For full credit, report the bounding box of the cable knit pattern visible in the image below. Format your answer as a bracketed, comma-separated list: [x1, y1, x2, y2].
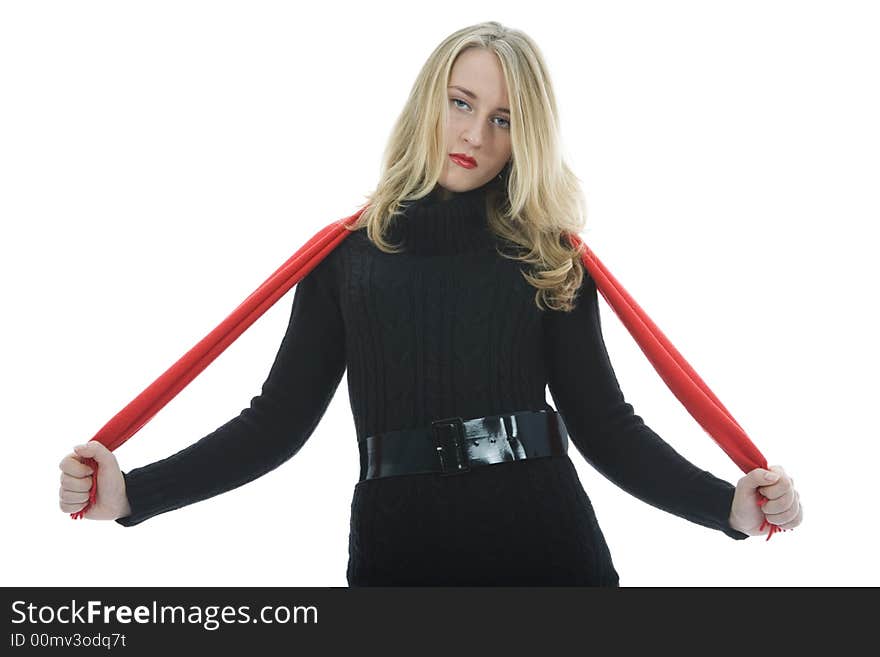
[115, 177, 747, 586]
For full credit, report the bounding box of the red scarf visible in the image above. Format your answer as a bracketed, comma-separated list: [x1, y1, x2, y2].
[73, 205, 782, 540]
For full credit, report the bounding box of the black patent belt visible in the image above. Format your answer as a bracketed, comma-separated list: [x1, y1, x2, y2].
[358, 409, 569, 481]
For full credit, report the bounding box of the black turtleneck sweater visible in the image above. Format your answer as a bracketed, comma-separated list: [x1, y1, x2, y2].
[115, 181, 749, 541]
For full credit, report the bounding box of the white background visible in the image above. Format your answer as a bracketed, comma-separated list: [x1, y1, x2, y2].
[3, 0, 877, 587]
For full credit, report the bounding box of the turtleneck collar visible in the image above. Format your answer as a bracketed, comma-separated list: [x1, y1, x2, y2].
[386, 180, 498, 256]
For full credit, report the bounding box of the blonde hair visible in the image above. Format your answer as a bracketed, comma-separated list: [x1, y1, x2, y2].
[346, 20, 589, 312]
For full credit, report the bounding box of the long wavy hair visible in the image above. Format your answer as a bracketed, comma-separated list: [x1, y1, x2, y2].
[346, 20, 589, 312]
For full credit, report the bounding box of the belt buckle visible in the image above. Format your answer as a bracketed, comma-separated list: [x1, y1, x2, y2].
[431, 416, 469, 476]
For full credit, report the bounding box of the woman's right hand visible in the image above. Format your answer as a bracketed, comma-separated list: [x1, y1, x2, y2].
[59, 441, 130, 521]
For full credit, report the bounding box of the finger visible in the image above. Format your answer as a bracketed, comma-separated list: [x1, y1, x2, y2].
[73, 441, 112, 465]
[60, 454, 94, 478]
[758, 481, 785, 499]
[764, 495, 800, 526]
[765, 465, 794, 491]
[758, 475, 794, 500]
[59, 487, 91, 504]
[761, 488, 795, 515]
[60, 499, 88, 513]
[59, 467, 94, 485]
[777, 502, 803, 530]
[61, 473, 93, 493]
[749, 468, 780, 488]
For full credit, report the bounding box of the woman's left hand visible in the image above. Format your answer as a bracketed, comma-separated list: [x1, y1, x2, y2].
[729, 465, 803, 537]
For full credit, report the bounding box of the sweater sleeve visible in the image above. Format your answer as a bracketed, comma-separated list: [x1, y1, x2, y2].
[115, 257, 346, 527]
[543, 266, 749, 540]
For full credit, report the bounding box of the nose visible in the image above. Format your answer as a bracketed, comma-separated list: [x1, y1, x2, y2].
[461, 117, 488, 148]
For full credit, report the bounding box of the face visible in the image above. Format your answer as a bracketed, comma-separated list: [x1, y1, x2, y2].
[439, 47, 513, 193]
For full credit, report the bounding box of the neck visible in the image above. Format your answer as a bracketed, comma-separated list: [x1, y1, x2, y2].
[435, 187, 453, 202]
[387, 182, 497, 256]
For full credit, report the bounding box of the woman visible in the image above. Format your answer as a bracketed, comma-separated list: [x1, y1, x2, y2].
[58, 21, 802, 586]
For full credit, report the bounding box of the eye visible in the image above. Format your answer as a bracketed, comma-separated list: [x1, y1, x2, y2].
[450, 98, 511, 130]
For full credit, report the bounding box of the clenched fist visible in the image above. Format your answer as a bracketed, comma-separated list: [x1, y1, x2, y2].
[58, 441, 130, 521]
[729, 465, 803, 537]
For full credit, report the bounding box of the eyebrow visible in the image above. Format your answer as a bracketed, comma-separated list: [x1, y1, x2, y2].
[447, 85, 510, 115]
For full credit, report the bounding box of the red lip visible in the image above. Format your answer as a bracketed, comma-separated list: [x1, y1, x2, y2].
[449, 153, 477, 169]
